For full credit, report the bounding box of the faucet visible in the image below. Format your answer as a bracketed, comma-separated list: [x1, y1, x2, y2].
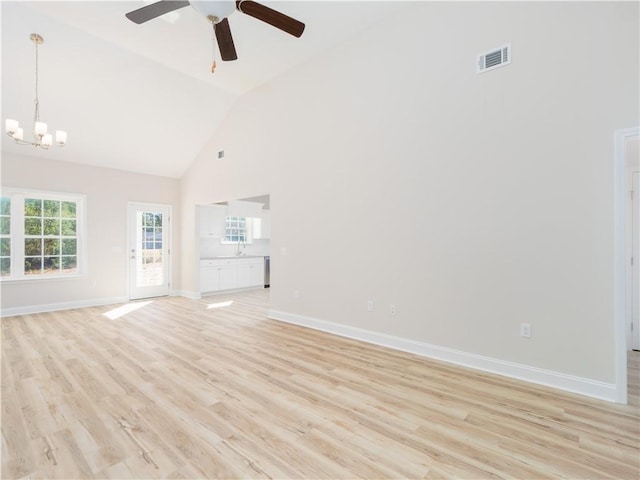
[236, 240, 245, 256]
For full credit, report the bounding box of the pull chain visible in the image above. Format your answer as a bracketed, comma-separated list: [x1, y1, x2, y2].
[211, 22, 217, 74]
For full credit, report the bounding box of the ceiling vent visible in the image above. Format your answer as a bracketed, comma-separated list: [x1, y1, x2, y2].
[477, 44, 511, 73]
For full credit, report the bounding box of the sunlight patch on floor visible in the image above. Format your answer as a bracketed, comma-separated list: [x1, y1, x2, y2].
[207, 300, 233, 309]
[103, 301, 153, 320]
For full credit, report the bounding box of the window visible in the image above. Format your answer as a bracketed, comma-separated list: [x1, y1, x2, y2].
[223, 216, 248, 244]
[1, 189, 85, 280]
[0, 197, 10, 276]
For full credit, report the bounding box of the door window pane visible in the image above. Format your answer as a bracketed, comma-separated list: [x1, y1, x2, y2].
[136, 211, 164, 287]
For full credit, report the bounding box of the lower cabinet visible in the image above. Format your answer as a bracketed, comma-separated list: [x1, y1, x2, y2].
[237, 262, 264, 289]
[200, 265, 220, 292]
[219, 264, 237, 291]
[200, 257, 264, 293]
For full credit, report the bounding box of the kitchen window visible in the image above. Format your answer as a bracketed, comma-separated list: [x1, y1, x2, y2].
[0, 189, 86, 280]
[222, 216, 248, 244]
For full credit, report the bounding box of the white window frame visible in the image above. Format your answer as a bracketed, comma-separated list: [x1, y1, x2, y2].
[221, 215, 254, 244]
[0, 188, 87, 282]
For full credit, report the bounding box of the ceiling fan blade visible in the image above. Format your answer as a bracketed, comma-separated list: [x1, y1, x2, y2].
[125, 0, 190, 24]
[236, 1, 305, 38]
[215, 18, 238, 61]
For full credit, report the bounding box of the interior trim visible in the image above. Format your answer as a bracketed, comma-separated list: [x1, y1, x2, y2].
[613, 126, 640, 403]
[268, 309, 618, 403]
[1, 296, 128, 317]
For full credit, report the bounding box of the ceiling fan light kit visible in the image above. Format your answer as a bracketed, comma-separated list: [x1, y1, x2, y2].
[125, 0, 305, 70]
[5, 33, 67, 149]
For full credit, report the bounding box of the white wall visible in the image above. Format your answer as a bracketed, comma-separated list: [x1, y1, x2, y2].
[1, 153, 181, 314]
[180, 1, 639, 395]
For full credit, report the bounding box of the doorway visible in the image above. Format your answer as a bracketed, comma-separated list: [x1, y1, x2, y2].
[615, 127, 639, 403]
[630, 169, 639, 350]
[128, 202, 171, 300]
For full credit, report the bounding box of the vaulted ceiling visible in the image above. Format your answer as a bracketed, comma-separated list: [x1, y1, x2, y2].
[1, 1, 411, 178]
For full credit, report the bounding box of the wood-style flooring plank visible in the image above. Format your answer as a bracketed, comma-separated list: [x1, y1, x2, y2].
[2, 289, 639, 479]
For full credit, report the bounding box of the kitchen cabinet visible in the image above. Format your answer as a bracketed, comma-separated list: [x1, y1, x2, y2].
[249, 261, 264, 286]
[200, 263, 220, 292]
[260, 210, 270, 239]
[199, 204, 227, 238]
[253, 210, 270, 240]
[236, 258, 264, 289]
[219, 264, 237, 290]
[200, 257, 264, 293]
[237, 263, 251, 288]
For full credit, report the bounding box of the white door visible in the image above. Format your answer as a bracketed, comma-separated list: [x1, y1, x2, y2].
[632, 172, 639, 350]
[128, 203, 171, 300]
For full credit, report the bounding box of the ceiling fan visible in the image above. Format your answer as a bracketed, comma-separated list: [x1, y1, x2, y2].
[125, 1, 305, 63]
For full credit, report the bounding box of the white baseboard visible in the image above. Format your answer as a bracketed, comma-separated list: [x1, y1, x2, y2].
[1, 296, 129, 317]
[268, 309, 619, 403]
[200, 286, 265, 297]
[172, 289, 201, 299]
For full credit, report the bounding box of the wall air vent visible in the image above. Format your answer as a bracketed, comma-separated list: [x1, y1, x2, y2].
[477, 44, 511, 73]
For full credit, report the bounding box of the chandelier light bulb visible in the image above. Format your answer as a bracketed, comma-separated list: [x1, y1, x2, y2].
[5, 119, 19, 134]
[34, 121, 47, 136]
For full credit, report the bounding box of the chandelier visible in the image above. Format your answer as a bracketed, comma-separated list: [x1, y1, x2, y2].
[5, 33, 67, 149]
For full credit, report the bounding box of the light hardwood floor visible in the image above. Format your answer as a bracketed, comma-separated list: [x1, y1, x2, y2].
[2, 289, 639, 479]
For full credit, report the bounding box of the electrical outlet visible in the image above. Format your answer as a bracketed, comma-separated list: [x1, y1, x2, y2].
[293, 289, 300, 299]
[520, 323, 531, 338]
[367, 300, 374, 312]
[390, 304, 397, 315]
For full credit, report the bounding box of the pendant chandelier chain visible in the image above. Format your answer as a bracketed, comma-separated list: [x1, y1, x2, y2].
[33, 37, 40, 126]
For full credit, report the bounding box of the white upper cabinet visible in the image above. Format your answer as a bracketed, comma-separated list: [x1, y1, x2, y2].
[253, 210, 270, 240]
[261, 210, 271, 239]
[198, 204, 227, 238]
